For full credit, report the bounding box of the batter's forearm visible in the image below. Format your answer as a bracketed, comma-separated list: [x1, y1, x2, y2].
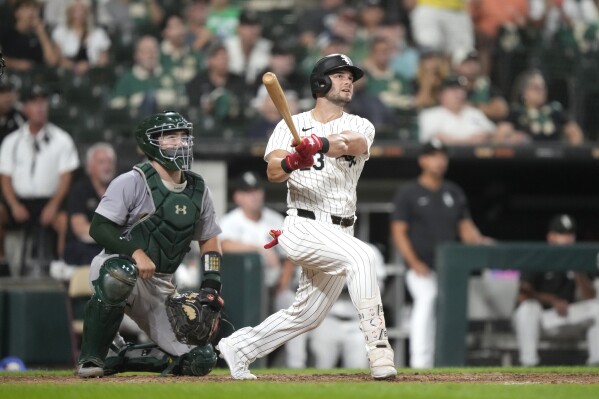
[267, 157, 291, 183]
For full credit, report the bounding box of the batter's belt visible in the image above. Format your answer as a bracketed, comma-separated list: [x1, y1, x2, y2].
[296, 209, 355, 227]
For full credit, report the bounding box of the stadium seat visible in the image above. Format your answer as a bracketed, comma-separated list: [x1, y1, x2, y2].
[66, 266, 92, 365]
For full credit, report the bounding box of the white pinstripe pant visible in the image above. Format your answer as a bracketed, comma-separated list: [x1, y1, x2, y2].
[226, 215, 388, 364]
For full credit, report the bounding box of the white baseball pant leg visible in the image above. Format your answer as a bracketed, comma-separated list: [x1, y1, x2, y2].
[405, 270, 437, 369]
[512, 299, 542, 366]
[514, 298, 599, 366]
[226, 216, 387, 364]
[274, 288, 308, 368]
[541, 299, 599, 365]
[309, 316, 368, 369]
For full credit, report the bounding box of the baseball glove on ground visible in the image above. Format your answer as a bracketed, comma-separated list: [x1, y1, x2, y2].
[165, 289, 223, 346]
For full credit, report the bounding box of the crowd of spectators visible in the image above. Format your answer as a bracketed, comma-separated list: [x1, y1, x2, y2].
[2, 0, 599, 146]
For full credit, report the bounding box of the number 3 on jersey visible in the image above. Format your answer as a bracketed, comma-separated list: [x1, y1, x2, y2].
[300, 153, 325, 171]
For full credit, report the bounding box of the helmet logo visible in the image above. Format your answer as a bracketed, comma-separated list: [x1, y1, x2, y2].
[340, 54, 352, 66]
[175, 205, 187, 215]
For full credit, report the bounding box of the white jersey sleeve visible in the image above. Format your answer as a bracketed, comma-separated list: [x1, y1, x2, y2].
[264, 111, 375, 216]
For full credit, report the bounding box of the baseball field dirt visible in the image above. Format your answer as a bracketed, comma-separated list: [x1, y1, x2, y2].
[2, 370, 599, 384]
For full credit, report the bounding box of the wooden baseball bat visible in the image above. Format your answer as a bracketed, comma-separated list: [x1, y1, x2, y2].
[262, 72, 302, 145]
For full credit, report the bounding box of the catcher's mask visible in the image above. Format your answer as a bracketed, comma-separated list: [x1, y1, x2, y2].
[309, 53, 364, 99]
[0, 51, 5, 78]
[135, 111, 193, 171]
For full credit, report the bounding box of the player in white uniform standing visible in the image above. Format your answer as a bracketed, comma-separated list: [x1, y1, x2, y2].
[217, 53, 397, 380]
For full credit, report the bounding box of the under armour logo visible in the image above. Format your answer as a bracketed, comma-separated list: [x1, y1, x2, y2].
[340, 54, 352, 65]
[175, 205, 187, 215]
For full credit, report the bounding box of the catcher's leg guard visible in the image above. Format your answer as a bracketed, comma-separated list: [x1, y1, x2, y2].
[103, 343, 216, 377]
[78, 257, 137, 373]
[103, 343, 171, 375]
[175, 344, 217, 376]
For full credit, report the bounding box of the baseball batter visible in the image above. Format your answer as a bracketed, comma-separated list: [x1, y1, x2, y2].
[217, 54, 397, 380]
[77, 111, 225, 378]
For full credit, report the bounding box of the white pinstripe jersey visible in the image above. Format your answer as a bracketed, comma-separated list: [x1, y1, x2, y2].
[264, 110, 375, 216]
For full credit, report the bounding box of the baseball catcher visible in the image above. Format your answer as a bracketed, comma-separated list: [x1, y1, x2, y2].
[77, 111, 226, 378]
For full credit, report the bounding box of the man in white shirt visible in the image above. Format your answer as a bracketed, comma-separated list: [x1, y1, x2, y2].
[419, 75, 522, 145]
[0, 85, 80, 275]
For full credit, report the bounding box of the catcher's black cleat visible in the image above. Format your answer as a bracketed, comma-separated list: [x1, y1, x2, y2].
[77, 361, 104, 378]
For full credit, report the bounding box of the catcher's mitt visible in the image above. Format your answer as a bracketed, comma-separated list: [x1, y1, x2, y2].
[165, 288, 224, 346]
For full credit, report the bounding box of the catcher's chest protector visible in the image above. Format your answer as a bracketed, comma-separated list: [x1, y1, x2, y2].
[126, 162, 205, 273]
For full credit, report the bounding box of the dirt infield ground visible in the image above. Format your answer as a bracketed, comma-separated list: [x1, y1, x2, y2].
[2, 372, 599, 384]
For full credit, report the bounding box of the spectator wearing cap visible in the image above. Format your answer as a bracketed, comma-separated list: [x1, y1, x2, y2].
[0, 85, 79, 276]
[0, 0, 60, 72]
[224, 9, 272, 85]
[452, 49, 509, 122]
[185, 42, 247, 128]
[390, 139, 493, 368]
[419, 74, 525, 145]
[218, 171, 305, 368]
[512, 214, 599, 367]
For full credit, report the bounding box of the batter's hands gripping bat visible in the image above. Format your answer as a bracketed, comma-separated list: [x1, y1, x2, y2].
[262, 72, 301, 145]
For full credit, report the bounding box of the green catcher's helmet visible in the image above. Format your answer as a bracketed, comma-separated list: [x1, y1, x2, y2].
[135, 111, 194, 171]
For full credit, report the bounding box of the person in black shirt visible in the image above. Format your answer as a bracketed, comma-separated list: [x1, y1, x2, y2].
[390, 139, 492, 369]
[0, 77, 25, 145]
[0, 0, 59, 72]
[0, 76, 25, 274]
[512, 214, 599, 366]
[63, 143, 116, 266]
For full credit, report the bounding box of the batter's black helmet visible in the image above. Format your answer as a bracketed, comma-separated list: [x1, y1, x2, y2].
[309, 53, 364, 99]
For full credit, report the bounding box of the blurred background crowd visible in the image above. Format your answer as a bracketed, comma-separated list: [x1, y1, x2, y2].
[3, 0, 599, 146]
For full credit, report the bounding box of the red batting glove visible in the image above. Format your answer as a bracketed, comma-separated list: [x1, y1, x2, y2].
[264, 229, 282, 249]
[283, 152, 314, 172]
[294, 134, 324, 158]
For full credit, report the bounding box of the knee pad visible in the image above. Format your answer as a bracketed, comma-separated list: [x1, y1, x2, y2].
[94, 256, 138, 306]
[177, 344, 217, 376]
